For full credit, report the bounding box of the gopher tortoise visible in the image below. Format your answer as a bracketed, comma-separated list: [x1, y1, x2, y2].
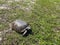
[11, 20, 31, 36]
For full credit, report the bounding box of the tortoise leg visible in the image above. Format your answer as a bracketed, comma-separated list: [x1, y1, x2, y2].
[22, 30, 27, 36]
[21, 29, 26, 32]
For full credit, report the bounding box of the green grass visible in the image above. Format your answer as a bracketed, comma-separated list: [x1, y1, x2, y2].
[0, 0, 60, 45]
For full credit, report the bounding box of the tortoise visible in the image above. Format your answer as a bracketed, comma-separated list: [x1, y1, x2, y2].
[11, 20, 31, 36]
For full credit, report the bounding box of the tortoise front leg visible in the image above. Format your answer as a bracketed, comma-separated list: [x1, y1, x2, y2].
[22, 30, 27, 36]
[21, 29, 26, 32]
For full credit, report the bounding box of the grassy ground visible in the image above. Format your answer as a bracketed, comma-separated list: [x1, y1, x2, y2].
[0, 0, 60, 45]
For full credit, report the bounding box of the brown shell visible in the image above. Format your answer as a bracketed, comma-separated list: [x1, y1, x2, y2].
[11, 20, 29, 32]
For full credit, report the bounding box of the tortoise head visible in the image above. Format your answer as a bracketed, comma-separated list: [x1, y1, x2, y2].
[25, 26, 31, 30]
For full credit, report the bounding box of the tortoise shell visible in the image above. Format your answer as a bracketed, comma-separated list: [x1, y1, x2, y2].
[11, 20, 29, 32]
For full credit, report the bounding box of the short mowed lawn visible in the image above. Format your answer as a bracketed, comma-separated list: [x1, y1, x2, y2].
[0, 0, 60, 45]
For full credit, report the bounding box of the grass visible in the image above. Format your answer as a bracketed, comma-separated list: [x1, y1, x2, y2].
[0, 0, 60, 45]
